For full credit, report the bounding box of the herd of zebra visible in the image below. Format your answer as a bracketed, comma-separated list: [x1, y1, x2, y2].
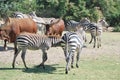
[1, 11, 109, 74]
[12, 11, 109, 48]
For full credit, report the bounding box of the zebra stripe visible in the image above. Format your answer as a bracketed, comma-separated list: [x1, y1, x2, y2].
[61, 28, 85, 74]
[66, 18, 90, 31]
[12, 33, 62, 69]
[85, 18, 109, 48]
[13, 12, 29, 18]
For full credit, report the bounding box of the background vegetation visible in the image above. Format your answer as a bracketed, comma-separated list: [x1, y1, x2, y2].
[0, 0, 120, 31]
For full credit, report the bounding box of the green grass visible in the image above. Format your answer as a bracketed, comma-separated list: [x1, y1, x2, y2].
[0, 57, 120, 80]
[0, 32, 120, 80]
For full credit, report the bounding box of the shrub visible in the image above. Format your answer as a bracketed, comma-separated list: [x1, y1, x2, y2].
[113, 26, 120, 32]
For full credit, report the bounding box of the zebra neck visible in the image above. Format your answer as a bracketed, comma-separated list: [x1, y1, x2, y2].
[50, 37, 61, 47]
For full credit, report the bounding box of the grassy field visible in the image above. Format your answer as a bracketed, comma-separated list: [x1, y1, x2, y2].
[0, 32, 120, 80]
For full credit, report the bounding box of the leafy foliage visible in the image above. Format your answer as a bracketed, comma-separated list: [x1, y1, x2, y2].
[0, 0, 119, 29]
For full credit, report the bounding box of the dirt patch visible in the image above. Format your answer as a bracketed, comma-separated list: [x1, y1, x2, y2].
[0, 32, 120, 68]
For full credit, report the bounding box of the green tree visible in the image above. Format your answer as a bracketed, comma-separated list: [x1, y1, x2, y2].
[0, 0, 119, 29]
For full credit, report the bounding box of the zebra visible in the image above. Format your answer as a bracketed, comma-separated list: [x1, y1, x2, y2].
[13, 12, 30, 18]
[29, 11, 37, 18]
[60, 28, 85, 74]
[65, 18, 89, 43]
[65, 18, 90, 31]
[12, 32, 62, 69]
[85, 18, 109, 48]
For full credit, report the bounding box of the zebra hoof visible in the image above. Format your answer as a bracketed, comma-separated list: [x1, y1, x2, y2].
[12, 66, 15, 69]
[65, 70, 68, 74]
[25, 67, 29, 69]
[36, 64, 45, 69]
[71, 65, 74, 68]
[43, 66, 45, 69]
[76, 64, 79, 68]
[89, 42, 92, 44]
[12, 63, 15, 69]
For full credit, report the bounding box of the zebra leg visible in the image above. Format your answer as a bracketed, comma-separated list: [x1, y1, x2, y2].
[65, 55, 70, 74]
[21, 48, 28, 69]
[97, 36, 101, 48]
[85, 35, 87, 42]
[76, 48, 82, 68]
[12, 48, 21, 69]
[99, 37, 101, 47]
[65, 51, 73, 74]
[93, 36, 96, 48]
[39, 50, 48, 69]
[89, 34, 93, 44]
[63, 47, 67, 62]
[99, 36, 102, 48]
[71, 53, 74, 68]
[97, 37, 99, 48]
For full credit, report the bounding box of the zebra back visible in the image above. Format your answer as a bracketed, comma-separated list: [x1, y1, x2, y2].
[66, 18, 90, 31]
[61, 31, 84, 51]
[13, 12, 30, 18]
[16, 33, 62, 50]
[66, 20, 81, 31]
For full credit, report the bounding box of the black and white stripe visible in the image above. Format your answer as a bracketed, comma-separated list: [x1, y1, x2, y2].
[85, 19, 109, 48]
[66, 18, 90, 31]
[61, 28, 85, 74]
[12, 33, 62, 69]
[13, 12, 30, 18]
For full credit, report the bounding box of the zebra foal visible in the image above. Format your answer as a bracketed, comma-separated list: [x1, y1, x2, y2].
[61, 28, 85, 74]
[12, 32, 62, 69]
[86, 18, 109, 48]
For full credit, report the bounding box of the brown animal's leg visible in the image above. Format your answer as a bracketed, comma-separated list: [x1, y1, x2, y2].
[12, 48, 21, 69]
[21, 48, 28, 69]
[4, 39, 7, 50]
